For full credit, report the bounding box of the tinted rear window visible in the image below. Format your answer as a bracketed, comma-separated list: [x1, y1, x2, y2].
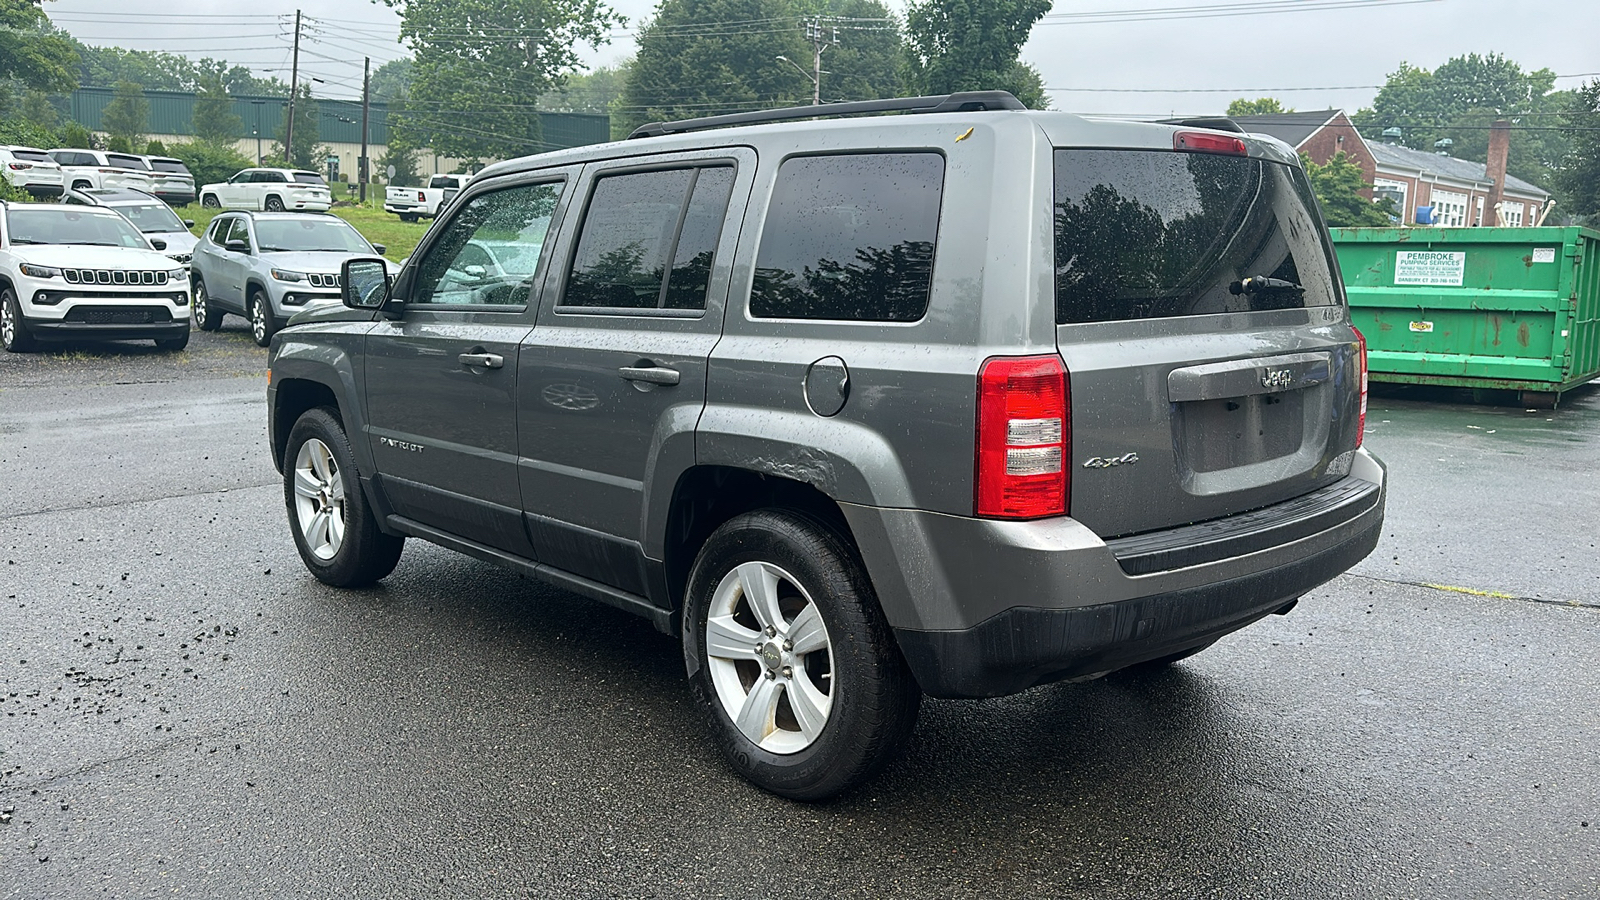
[1053, 149, 1338, 324]
[107, 154, 149, 170]
[428, 175, 458, 189]
[12, 150, 49, 163]
[751, 152, 944, 322]
[150, 159, 190, 174]
[293, 172, 326, 185]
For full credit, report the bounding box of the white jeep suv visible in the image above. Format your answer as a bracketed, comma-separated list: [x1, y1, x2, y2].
[0, 202, 191, 352]
[0, 146, 64, 197]
[47, 149, 156, 193]
[198, 168, 332, 212]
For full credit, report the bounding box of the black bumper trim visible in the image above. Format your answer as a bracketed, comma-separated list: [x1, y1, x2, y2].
[893, 510, 1381, 698]
[25, 320, 190, 341]
[1106, 477, 1381, 575]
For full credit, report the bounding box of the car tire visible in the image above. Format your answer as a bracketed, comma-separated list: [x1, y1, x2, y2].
[200, 194, 220, 208]
[682, 509, 921, 800]
[192, 278, 223, 331]
[265, 195, 285, 211]
[248, 291, 277, 347]
[72, 180, 91, 192]
[154, 328, 190, 351]
[2, 288, 39, 353]
[400, 213, 418, 223]
[283, 406, 404, 587]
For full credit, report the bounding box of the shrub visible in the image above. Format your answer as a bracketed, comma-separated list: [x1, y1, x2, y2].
[169, 139, 254, 189]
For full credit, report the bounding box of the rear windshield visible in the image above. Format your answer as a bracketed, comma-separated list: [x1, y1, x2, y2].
[293, 172, 327, 185]
[428, 175, 459, 189]
[12, 150, 49, 163]
[1053, 149, 1339, 324]
[150, 159, 190, 174]
[107, 154, 150, 170]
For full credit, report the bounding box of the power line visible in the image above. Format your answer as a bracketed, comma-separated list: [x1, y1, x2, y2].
[1037, 0, 1444, 24]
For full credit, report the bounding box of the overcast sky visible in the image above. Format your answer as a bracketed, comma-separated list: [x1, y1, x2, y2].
[46, 0, 1600, 118]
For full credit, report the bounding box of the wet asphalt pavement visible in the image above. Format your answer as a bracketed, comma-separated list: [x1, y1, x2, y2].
[1, 329, 1597, 899]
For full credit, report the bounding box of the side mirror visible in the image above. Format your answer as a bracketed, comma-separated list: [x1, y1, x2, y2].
[372, 243, 386, 255]
[150, 238, 168, 251]
[463, 264, 486, 279]
[183, 219, 195, 228]
[342, 257, 393, 312]
[225, 239, 250, 254]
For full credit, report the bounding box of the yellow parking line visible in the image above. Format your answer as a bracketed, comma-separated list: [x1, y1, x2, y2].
[1421, 583, 1519, 600]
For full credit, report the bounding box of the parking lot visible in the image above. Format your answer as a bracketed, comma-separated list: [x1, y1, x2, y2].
[2, 331, 1597, 898]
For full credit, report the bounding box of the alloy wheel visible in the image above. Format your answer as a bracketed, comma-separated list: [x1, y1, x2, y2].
[193, 284, 208, 326]
[1, 300, 14, 348]
[251, 299, 267, 343]
[292, 437, 346, 561]
[704, 561, 835, 754]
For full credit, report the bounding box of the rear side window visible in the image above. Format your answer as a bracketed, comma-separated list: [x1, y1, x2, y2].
[561, 165, 735, 312]
[1053, 149, 1339, 324]
[751, 153, 944, 322]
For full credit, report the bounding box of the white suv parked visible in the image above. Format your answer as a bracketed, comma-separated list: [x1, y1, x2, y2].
[47, 149, 156, 193]
[198, 168, 332, 212]
[0, 146, 64, 197]
[0, 202, 191, 352]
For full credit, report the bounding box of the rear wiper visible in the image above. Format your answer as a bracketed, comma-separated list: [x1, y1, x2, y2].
[1230, 275, 1304, 295]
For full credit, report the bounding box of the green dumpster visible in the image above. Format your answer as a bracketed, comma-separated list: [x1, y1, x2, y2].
[1329, 225, 1600, 405]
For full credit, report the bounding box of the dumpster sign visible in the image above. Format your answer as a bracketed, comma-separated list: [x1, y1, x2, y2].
[1394, 250, 1466, 286]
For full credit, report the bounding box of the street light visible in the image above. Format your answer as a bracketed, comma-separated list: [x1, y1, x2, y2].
[775, 55, 819, 106]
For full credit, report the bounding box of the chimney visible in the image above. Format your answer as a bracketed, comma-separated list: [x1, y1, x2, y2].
[1483, 119, 1511, 227]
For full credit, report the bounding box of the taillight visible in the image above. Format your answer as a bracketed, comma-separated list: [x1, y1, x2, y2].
[1352, 327, 1369, 446]
[417, 191, 426, 201]
[8, 163, 30, 170]
[1173, 131, 1249, 156]
[976, 355, 1069, 519]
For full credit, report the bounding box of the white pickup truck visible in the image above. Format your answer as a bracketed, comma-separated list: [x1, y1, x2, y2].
[384, 173, 470, 222]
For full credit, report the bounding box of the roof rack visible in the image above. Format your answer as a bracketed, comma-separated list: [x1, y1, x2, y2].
[1158, 116, 1245, 134]
[628, 91, 1027, 140]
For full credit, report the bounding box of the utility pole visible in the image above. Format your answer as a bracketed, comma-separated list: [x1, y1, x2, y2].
[360, 56, 370, 204]
[285, 9, 302, 166]
[803, 17, 838, 106]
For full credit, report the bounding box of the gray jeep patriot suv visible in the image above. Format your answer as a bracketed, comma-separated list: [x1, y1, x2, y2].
[267, 92, 1385, 799]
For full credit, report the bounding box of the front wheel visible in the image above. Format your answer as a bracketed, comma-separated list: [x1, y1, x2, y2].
[283, 407, 404, 586]
[683, 510, 921, 800]
[249, 291, 277, 347]
[1, 289, 38, 353]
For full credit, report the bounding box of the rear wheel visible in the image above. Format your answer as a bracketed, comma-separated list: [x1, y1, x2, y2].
[200, 193, 220, 208]
[683, 510, 920, 800]
[192, 278, 223, 331]
[2, 289, 39, 353]
[72, 180, 91, 192]
[248, 291, 277, 347]
[284, 407, 404, 586]
[399, 213, 418, 223]
[264, 195, 285, 212]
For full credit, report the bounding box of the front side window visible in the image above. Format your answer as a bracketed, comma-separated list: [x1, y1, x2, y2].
[561, 165, 735, 312]
[1052, 148, 1339, 324]
[6, 208, 149, 248]
[412, 181, 564, 306]
[751, 153, 945, 322]
[206, 217, 231, 245]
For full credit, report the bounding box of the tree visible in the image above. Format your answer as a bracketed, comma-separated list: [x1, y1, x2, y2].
[902, 0, 1052, 108]
[791, 0, 903, 102]
[193, 74, 243, 143]
[384, 0, 623, 162]
[1353, 54, 1564, 193]
[271, 83, 320, 169]
[145, 139, 167, 156]
[20, 90, 57, 130]
[0, 0, 78, 93]
[1228, 97, 1294, 116]
[100, 80, 149, 151]
[170, 140, 253, 190]
[369, 58, 414, 104]
[59, 120, 93, 150]
[1555, 81, 1600, 219]
[1301, 151, 1391, 227]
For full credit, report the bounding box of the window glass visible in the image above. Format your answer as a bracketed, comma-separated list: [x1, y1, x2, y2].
[751, 153, 944, 321]
[255, 219, 371, 253]
[207, 217, 230, 244]
[114, 201, 186, 234]
[292, 172, 326, 185]
[7, 208, 149, 248]
[663, 167, 734, 310]
[149, 159, 189, 174]
[412, 181, 563, 306]
[1052, 149, 1339, 324]
[107, 154, 149, 170]
[225, 218, 252, 249]
[562, 168, 694, 310]
[12, 150, 49, 164]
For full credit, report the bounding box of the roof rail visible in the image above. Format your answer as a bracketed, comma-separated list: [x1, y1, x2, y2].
[1158, 116, 1245, 133]
[628, 91, 1027, 140]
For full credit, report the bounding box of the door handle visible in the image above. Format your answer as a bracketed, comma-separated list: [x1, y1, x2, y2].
[619, 365, 680, 386]
[458, 352, 504, 369]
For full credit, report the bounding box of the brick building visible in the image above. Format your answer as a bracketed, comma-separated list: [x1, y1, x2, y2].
[1228, 109, 1551, 226]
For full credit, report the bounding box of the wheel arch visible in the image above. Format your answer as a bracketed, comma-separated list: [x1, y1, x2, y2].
[659, 465, 860, 614]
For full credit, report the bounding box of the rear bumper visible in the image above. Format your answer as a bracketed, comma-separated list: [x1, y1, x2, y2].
[155, 189, 196, 205]
[843, 449, 1386, 698]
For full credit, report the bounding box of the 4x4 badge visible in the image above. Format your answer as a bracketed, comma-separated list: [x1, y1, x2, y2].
[1083, 452, 1139, 470]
